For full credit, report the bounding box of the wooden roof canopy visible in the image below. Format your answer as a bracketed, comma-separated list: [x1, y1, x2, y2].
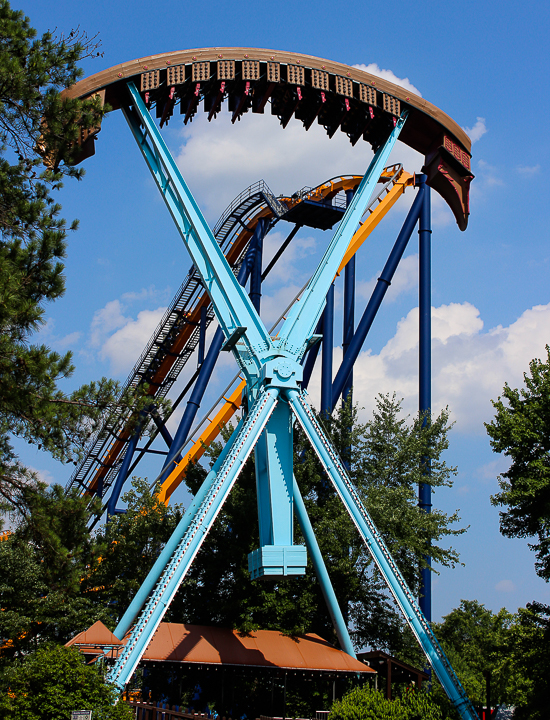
[64, 47, 474, 230]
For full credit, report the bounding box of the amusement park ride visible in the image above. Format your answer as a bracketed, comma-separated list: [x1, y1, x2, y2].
[63, 48, 476, 718]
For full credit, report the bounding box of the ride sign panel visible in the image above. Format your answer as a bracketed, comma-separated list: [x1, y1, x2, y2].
[71, 712, 92, 720]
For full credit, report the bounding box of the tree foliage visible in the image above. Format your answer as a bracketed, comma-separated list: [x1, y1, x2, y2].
[329, 685, 444, 720]
[0, 644, 131, 720]
[486, 346, 550, 581]
[0, 486, 110, 661]
[0, 0, 119, 516]
[506, 601, 550, 720]
[433, 599, 513, 708]
[82, 479, 183, 626]
[0, 1, 165, 521]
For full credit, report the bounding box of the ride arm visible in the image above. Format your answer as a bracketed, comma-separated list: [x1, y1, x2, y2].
[106, 387, 279, 690]
[336, 170, 414, 275]
[278, 112, 407, 360]
[286, 388, 478, 720]
[123, 82, 273, 383]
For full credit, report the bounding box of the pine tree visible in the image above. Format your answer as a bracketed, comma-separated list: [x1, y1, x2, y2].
[0, 1, 125, 517]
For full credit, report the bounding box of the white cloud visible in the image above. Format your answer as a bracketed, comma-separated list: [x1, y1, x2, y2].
[310, 301, 550, 435]
[30, 467, 55, 486]
[495, 579, 516, 593]
[172, 111, 375, 223]
[357, 254, 418, 304]
[352, 63, 421, 97]
[517, 164, 541, 176]
[463, 117, 487, 144]
[90, 299, 128, 349]
[99, 307, 167, 375]
[475, 159, 504, 189]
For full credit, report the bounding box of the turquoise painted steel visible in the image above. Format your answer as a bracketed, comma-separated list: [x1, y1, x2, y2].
[108, 388, 279, 690]
[278, 112, 408, 360]
[292, 476, 356, 658]
[123, 83, 273, 386]
[286, 388, 477, 720]
[112, 419, 244, 641]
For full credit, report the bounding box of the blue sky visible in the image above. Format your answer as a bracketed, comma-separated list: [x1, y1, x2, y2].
[15, 0, 550, 624]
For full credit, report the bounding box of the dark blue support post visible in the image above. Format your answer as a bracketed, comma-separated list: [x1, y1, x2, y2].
[151, 411, 174, 449]
[418, 175, 432, 621]
[197, 305, 207, 366]
[342, 189, 356, 406]
[159, 326, 225, 483]
[107, 431, 140, 517]
[249, 218, 266, 314]
[331, 185, 425, 410]
[301, 318, 322, 390]
[158, 239, 257, 484]
[321, 283, 335, 416]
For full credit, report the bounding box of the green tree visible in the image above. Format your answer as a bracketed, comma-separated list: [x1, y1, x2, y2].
[486, 346, 550, 581]
[82, 478, 183, 626]
[329, 685, 444, 720]
[0, 0, 134, 520]
[0, 644, 131, 719]
[506, 601, 550, 720]
[0, 486, 110, 661]
[433, 599, 513, 708]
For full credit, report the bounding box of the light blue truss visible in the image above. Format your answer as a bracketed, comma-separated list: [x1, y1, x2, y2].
[107, 83, 477, 720]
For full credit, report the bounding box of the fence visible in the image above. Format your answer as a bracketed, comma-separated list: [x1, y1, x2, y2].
[127, 706, 325, 720]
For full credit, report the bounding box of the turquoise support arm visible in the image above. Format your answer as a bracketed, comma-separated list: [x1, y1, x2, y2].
[113, 420, 244, 640]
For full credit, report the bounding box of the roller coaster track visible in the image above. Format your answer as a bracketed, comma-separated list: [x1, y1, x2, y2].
[66, 180, 288, 497]
[67, 166, 411, 503]
[155, 164, 414, 503]
[67, 172, 387, 500]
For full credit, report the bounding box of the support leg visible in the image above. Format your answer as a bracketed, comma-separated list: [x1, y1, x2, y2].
[107, 388, 279, 690]
[418, 175, 432, 620]
[107, 432, 139, 517]
[286, 389, 477, 720]
[331, 184, 425, 408]
[342, 189, 356, 407]
[321, 283, 334, 415]
[249, 217, 266, 314]
[293, 476, 355, 657]
[250, 391, 307, 578]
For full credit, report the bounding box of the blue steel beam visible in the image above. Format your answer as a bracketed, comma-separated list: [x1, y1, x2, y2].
[123, 83, 274, 386]
[278, 112, 408, 360]
[287, 389, 477, 720]
[106, 432, 139, 516]
[292, 476, 355, 658]
[418, 175, 432, 620]
[331, 184, 425, 410]
[197, 305, 207, 366]
[108, 388, 279, 689]
[249, 217, 267, 313]
[342, 189, 355, 406]
[151, 412, 174, 449]
[321, 283, 334, 416]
